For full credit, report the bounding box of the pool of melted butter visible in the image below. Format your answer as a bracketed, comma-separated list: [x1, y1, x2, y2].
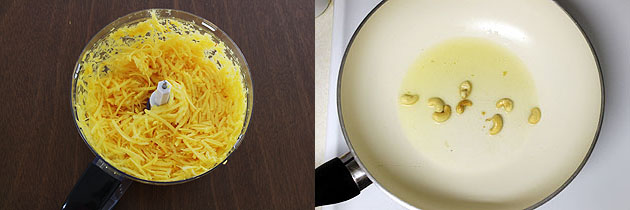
[397, 37, 539, 173]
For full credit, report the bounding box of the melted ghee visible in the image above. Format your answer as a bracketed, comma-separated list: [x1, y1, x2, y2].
[397, 38, 538, 172]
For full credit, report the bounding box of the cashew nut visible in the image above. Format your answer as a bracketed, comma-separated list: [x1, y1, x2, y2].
[399, 93, 419, 106]
[486, 114, 503, 135]
[456, 99, 472, 114]
[432, 105, 452, 123]
[528, 107, 541, 124]
[459, 80, 472, 99]
[427, 97, 445, 113]
[496, 98, 514, 112]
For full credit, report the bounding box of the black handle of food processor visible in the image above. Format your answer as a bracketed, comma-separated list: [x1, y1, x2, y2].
[315, 153, 372, 207]
[62, 158, 131, 210]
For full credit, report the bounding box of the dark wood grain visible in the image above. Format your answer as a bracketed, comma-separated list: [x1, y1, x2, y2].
[0, 0, 314, 209]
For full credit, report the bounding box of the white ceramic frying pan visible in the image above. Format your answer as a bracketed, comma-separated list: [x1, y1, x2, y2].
[315, 0, 603, 209]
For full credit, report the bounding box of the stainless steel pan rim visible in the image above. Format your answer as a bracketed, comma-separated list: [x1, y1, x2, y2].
[335, 1, 604, 209]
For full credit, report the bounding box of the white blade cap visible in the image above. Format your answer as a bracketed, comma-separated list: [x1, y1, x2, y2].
[149, 80, 171, 108]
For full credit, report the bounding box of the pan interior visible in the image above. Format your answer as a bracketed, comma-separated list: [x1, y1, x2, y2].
[339, 0, 601, 209]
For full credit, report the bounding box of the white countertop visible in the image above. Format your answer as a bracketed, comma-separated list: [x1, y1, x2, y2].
[315, 0, 630, 209]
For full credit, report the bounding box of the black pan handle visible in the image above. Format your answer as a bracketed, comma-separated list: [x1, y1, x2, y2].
[315, 152, 372, 207]
[62, 158, 132, 210]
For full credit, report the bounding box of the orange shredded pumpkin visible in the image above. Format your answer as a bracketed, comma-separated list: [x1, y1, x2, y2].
[74, 11, 246, 181]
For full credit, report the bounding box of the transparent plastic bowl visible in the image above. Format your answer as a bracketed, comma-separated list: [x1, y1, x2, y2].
[64, 9, 252, 209]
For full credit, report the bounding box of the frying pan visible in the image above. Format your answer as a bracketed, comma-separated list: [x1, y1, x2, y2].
[315, 0, 603, 209]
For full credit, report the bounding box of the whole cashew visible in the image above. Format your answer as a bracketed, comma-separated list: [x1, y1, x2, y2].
[456, 99, 473, 114]
[486, 114, 503, 135]
[427, 97, 445, 113]
[528, 107, 541, 124]
[459, 81, 472, 99]
[399, 93, 419, 105]
[496, 98, 514, 112]
[432, 105, 452, 123]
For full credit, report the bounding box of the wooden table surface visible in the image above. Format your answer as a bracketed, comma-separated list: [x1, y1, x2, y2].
[0, 0, 314, 209]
